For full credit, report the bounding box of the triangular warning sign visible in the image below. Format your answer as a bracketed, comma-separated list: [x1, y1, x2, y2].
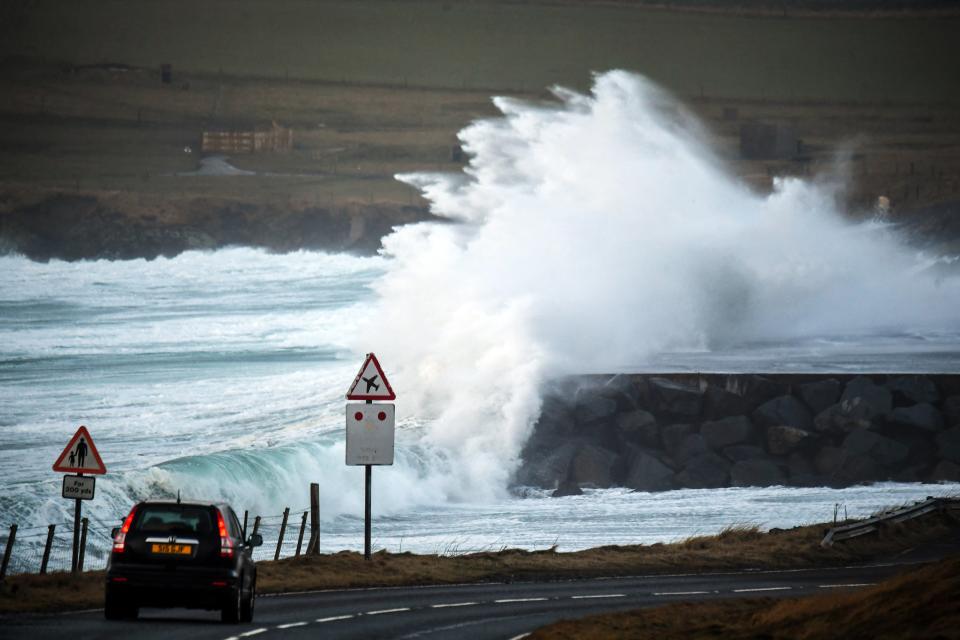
[346, 353, 396, 401]
[53, 425, 107, 474]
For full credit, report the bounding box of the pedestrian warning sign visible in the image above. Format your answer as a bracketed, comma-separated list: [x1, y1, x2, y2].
[346, 353, 396, 401]
[53, 425, 107, 475]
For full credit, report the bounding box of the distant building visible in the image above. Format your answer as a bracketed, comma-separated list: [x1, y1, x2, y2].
[201, 121, 293, 154]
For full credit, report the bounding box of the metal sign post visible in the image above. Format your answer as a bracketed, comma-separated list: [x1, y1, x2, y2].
[345, 353, 396, 562]
[52, 425, 106, 574]
[71, 473, 82, 573]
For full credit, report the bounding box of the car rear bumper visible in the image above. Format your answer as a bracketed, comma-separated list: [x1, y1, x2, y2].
[106, 566, 241, 610]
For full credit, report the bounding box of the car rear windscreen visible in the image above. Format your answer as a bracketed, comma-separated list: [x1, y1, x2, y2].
[133, 505, 214, 536]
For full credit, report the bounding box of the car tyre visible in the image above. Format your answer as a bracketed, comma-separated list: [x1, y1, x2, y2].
[240, 580, 255, 623]
[222, 585, 242, 624]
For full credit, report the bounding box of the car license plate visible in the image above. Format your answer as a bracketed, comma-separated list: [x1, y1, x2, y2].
[151, 543, 192, 555]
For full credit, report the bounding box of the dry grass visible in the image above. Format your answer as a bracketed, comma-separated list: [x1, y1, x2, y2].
[529, 553, 960, 640]
[2, 511, 957, 616]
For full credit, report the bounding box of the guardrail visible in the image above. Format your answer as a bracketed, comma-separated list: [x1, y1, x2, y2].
[821, 496, 960, 547]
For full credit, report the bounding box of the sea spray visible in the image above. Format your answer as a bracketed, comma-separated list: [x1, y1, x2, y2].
[364, 70, 959, 499]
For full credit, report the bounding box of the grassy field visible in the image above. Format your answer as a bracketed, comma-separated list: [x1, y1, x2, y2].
[1, 0, 959, 244]
[1, 511, 957, 615]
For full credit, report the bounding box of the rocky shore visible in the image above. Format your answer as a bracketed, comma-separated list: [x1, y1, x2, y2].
[516, 373, 960, 495]
[0, 193, 435, 261]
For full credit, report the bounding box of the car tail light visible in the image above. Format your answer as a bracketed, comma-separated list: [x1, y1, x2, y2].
[216, 509, 234, 559]
[113, 506, 137, 554]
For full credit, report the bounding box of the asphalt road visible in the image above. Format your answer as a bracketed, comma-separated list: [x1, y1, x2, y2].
[2, 560, 926, 640]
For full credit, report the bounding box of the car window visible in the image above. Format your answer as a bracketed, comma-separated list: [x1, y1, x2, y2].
[228, 509, 243, 539]
[134, 505, 214, 536]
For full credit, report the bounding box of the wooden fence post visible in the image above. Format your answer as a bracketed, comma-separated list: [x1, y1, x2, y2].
[252, 516, 261, 538]
[78, 518, 89, 572]
[274, 508, 290, 561]
[1, 524, 17, 580]
[40, 525, 56, 575]
[295, 511, 308, 557]
[306, 483, 320, 555]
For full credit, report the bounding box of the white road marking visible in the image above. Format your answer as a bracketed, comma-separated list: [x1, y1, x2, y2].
[653, 591, 709, 596]
[316, 614, 355, 622]
[507, 634, 531, 640]
[277, 621, 308, 629]
[366, 607, 412, 615]
[733, 586, 793, 593]
[570, 594, 627, 599]
[240, 630, 268, 637]
[818, 583, 875, 589]
[430, 601, 479, 608]
[495, 597, 549, 603]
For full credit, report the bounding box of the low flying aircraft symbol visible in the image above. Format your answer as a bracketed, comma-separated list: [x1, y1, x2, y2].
[363, 375, 380, 393]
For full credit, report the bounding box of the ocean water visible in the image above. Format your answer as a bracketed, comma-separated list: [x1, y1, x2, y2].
[1, 248, 958, 572]
[3, 71, 960, 571]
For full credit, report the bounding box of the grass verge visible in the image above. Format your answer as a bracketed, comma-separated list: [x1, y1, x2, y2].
[1, 511, 957, 615]
[528, 551, 960, 640]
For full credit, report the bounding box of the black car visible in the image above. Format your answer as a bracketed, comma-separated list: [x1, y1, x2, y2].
[105, 500, 263, 622]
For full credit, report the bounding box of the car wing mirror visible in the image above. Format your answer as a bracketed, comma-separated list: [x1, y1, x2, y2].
[247, 533, 263, 548]
[111, 527, 120, 538]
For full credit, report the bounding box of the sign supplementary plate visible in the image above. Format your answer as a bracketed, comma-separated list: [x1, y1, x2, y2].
[62, 475, 96, 500]
[345, 403, 395, 465]
[346, 352, 396, 401]
[52, 425, 107, 474]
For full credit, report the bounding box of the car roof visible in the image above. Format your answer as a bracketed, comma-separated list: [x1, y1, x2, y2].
[136, 500, 230, 509]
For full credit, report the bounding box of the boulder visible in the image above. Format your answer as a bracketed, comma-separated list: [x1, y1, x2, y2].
[798, 378, 841, 415]
[815, 395, 887, 434]
[787, 451, 817, 482]
[936, 427, 960, 464]
[887, 376, 939, 406]
[551, 479, 583, 497]
[701, 416, 753, 450]
[647, 377, 703, 419]
[515, 441, 579, 488]
[675, 452, 730, 489]
[836, 455, 881, 485]
[702, 385, 751, 420]
[661, 423, 697, 457]
[521, 397, 576, 460]
[766, 425, 814, 455]
[929, 460, 960, 483]
[722, 445, 768, 462]
[730, 459, 785, 487]
[623, 449, 676, 492]
[840, 376, 892, 419]
[675, 433, 709, 466]
[569, 444, 619, 488]
[722, 374, 785, 406]
[814, 446, 846, 477]
[574, 387, 619, 425]
[943, 395, 960, 425]
[602, 374, 642, 410]
[888, 403, 945, 432]
[842, 429, 909, 468]
[753, 395, 813, 430]
[615, 409, 659, 448]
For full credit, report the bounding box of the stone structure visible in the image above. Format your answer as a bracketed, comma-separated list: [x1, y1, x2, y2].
[515, 374, 960, 496]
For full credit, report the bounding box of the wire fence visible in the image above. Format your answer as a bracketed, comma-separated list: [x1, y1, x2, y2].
[0, 504, 315, 578]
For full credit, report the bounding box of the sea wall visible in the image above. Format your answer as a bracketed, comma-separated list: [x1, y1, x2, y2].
[516, 373, 960, 495]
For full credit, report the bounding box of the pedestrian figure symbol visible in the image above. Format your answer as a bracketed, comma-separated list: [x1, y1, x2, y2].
[76, 437, 88, 468]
